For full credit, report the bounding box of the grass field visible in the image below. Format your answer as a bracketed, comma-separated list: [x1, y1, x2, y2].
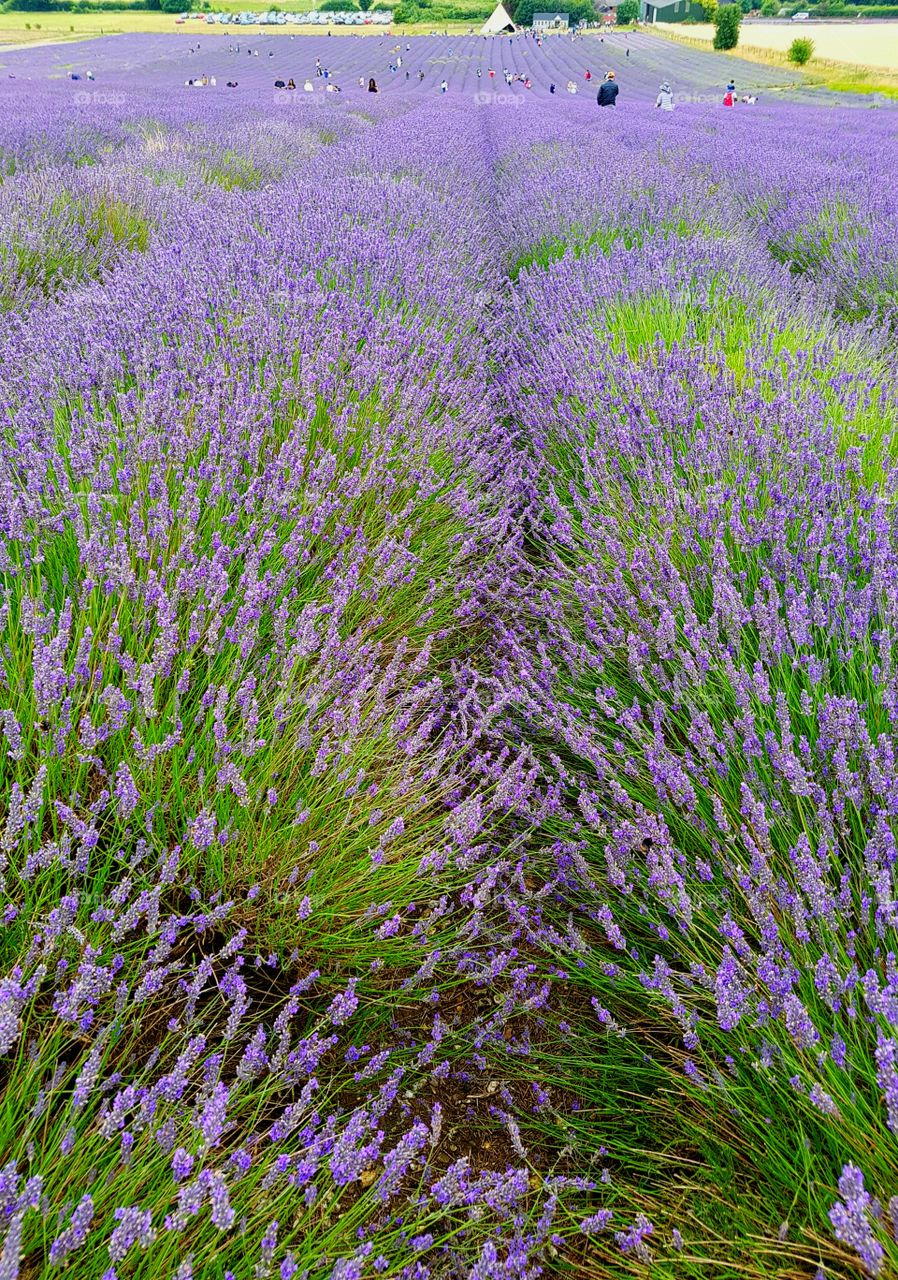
[666, 19, 898, 70]
[0, 8, 491, 47]
[656, 19, 898, 94]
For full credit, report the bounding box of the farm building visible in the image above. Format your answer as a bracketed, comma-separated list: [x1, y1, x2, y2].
[532, 11, 571, 29]
[640, 0, 705, 19]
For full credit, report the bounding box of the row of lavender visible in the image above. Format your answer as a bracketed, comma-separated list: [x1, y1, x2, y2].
[0, 85, 897, 1279]
[487, 103, 898, 1277]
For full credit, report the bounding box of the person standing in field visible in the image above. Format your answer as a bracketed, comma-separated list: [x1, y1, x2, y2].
[596, 70, 618, 107]
[723, 87, 734, 106]
[655, 81, 674, 110]
[368, 77, 379, 92]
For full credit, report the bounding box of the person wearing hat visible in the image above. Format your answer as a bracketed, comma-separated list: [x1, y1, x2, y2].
[596, 70, 619, 107]
[655, 81, 674, 110]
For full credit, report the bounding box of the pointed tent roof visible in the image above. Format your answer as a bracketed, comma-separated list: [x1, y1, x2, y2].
[481, 2, 516, 34]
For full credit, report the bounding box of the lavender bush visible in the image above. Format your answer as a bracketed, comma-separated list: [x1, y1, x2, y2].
[0, 38, 897, 1280]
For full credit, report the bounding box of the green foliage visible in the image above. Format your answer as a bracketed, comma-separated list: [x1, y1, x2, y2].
[616, 0, 639, 21]
[394, 0, 485, 15]
[788, 34, 814, 63]
[760, 0, 778, 14]
[712, 1, 741, 47]
[5, 0, 165, 10]
[358, 0, 373, 11]
[512, 0, 593, 23]
[779, 0, 898, 10]
[320, 0, 358, 9]
[4, 0, 56, 12]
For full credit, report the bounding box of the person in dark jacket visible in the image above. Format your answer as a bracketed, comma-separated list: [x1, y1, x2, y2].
[596, 71, 618, 107]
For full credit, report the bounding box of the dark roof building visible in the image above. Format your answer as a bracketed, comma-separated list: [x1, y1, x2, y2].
[640, 0, 705, 19]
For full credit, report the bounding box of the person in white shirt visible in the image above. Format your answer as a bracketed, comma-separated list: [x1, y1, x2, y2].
[655, 81, 674, 110]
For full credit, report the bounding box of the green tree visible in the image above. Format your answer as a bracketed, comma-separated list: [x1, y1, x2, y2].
[358, 0, 373, 9]
[760, 0, 778, 14]
[514, 0, 595, 22]
[4, 0, 57, 11]
[713, 2, 741, 46]
[616, 0, 639, 20]
[788, 34, 814, 61]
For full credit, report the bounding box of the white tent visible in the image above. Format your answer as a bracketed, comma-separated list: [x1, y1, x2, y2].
[481, 2, 516, 34]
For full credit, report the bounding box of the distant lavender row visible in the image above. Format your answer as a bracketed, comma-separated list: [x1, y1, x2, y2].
[1, 62, 897, 1280]
[1, 28, 806, 101]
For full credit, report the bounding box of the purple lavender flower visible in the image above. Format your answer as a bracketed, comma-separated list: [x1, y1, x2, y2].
[829, 1166, 884, 1276]
[49, 1195, 95, 1267]
[328, 979, 359, 1027]
[615, 1214, 654, 1263]
[580, 1210, 613, 1234]
[108, 1206, 156, 1264]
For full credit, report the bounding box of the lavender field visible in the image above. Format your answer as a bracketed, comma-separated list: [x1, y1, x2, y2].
[1, 33, 898, 1280]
